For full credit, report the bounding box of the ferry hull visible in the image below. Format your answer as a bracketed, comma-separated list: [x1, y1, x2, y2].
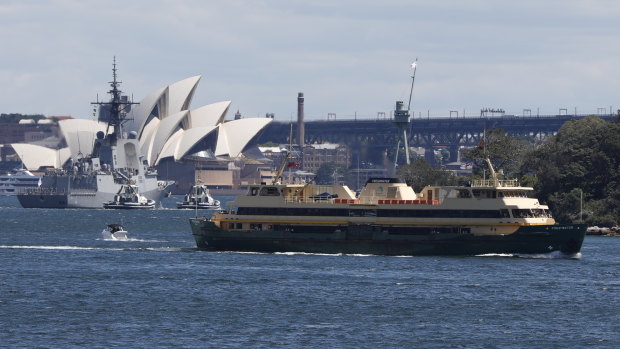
[190, 219, 586, 256]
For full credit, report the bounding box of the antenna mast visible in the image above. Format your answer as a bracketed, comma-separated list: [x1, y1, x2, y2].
[91, 57, 139, 141]
[393, 59, 418, 167]
[407, 58, 418, 111]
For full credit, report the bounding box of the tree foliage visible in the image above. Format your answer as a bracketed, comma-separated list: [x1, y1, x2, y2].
[315, 162, 352, 185]
[0, 113, 45, 123]
[396, 159, 461, 192]
[523, 115, 620, 226]
[463, 128, 530, 179]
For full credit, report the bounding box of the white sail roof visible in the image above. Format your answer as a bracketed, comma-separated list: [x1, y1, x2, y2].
[147, 110, 189, 165]
[11, 144, 71, 170]
[58, 119, 109, 161]
[214, 118, 272, 157]
[168, 76, 201, 116]
[155, 129, 184, 165]
[173, 126, 218, 161]
[138, 117, 160, 159]
[125, 86, 167, 136]
[13, 75, 272, 169]
[189, 101, 231, 128]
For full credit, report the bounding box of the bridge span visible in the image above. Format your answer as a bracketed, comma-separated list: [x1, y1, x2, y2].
[255, 113, 616, 165]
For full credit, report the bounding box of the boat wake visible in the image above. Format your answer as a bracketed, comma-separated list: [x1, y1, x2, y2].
[476, 251, 581, 260]
[0, 245, 121, 251]
[98, 236, 147, 242]
[100, 229, 153, 242]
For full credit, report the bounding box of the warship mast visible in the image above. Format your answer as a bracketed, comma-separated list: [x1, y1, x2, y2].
[91, 57, 139, 143]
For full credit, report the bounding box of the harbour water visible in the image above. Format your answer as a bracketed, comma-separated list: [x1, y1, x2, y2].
[1, 195, 619, 348]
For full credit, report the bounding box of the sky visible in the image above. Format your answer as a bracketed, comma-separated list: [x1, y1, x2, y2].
[1, 0, 620, 121]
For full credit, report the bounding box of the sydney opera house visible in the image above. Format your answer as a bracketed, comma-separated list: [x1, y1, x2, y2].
[11, 76, 273, 193]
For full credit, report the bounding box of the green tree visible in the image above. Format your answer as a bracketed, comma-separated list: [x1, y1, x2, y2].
[315, 162, 351, 185]
[396, 159, 460, 192]
[0, 113, 46, 123]
[463, 128, 529, 179]
[523, 115, 620, 225]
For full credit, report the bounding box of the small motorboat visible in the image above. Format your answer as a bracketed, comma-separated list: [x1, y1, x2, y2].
[102, 223, 128, 240]
[177, 184, 220, 209]
[103, 184, 155, 209]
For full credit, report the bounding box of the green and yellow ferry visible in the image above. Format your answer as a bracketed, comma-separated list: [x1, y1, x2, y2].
[189, 168, 585, 256]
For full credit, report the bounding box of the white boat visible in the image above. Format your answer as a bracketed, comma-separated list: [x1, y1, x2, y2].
[177, 184, 220, 209]
[102, 224, 128, 240]
[0, 168, 41, 195]
[103, 184, 155, 209]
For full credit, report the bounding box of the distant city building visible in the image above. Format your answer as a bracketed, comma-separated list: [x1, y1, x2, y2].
[302, 143, 350, 173]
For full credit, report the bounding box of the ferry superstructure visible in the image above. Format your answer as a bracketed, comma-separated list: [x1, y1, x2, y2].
[189, 177, 586, 256]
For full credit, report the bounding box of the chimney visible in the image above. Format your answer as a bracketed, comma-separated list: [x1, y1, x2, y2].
[297, 92, 305, 147]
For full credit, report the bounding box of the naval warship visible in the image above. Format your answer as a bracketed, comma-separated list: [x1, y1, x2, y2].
[17, 60, 171, 208]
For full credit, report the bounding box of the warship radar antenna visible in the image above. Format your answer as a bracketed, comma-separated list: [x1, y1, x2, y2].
[91, 57, 139, 139]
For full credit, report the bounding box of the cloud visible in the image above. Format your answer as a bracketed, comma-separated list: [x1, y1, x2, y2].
[1, 0, 620, 119]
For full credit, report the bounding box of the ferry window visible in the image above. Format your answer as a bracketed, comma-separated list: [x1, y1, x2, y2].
[500, 209, 510, 218]
[250, 187, 259, 196]
[376, 209, 502, 218]
[483, 190, 496, 198]
[259, 187, 280, 196]
[512, 209, 533, 218]
[457, 189, 471, 198]
[472, 190, 496, 198]
[349, 209, 377, 217]
[236, 223, 242, 229]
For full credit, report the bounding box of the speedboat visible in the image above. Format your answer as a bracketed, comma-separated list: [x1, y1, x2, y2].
[177, 184, 220, 209]
[102, 224, 128, 240]
[103, 184, 155, 209]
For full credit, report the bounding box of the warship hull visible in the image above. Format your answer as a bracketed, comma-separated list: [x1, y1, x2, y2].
[190, 219, 586, 256]
[17, 174, 167, 209]
[17, 189, 164, 208]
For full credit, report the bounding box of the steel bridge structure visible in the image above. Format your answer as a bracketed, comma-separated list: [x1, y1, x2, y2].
[255, 113, 616, 164]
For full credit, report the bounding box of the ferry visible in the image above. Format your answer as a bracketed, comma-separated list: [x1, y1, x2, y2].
[189, 165, 586, 256]
[0, 168, 40, 195]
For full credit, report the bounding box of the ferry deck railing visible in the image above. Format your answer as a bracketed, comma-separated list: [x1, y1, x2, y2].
[470, 179, 520, 188]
